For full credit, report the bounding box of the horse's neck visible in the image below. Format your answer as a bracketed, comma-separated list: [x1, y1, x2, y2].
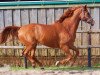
[62, 13, 80, 35]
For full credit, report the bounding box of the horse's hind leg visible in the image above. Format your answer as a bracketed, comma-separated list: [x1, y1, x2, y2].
[31, 48, 44, 69]
[55, 45, 72, 66]
[23, 45, 36, 68]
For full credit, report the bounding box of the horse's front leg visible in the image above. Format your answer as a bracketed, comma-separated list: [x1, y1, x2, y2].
[70, 45, 79, 66]
[55, 45, 72, 66]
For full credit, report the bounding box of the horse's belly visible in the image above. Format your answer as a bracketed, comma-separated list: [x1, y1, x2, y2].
[35, 25, 59, 48]
[41, 42, 59, 48]
[39, 38, 59, 48]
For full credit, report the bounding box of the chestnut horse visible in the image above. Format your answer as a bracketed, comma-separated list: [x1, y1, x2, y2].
[0, 5, 94, 68]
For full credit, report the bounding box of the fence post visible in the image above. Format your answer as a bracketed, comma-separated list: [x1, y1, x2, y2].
[24, 57, 28, 68]
[88, 31, 91, 67]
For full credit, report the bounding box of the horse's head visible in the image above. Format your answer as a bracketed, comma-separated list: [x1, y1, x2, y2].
[79, 5, 95, 26]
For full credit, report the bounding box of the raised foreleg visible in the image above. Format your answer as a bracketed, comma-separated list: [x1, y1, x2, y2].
[55, 45, 72, 66]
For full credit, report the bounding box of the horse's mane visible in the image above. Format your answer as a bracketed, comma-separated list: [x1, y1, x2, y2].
[56, 6, 82, 23]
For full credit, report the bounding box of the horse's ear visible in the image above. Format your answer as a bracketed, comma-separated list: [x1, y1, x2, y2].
[82, 5, 87, 11]
[84, 5, 87, 10]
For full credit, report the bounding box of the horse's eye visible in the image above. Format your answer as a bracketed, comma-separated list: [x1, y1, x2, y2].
[87, 12, 90, 16]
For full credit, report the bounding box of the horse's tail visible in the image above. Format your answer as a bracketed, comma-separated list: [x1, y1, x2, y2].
[0, 26, 20, 44]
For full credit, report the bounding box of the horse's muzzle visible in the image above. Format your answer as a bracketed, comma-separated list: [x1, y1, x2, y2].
[91, 20, 95, 26]
[87, 18, 95, 26]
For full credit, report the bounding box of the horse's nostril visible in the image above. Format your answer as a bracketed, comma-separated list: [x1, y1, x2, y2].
[91, 23, 94, 26]
[93, 20, 95, 24]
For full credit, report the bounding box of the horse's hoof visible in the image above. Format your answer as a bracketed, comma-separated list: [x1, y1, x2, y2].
[55, 61, 60, 66]
[70, 64, 73, 67]
[32, 64, 35, 68]
[69, 61, 74, 67]
[40, 67, 44, 70]
[32, 66, 35, 68]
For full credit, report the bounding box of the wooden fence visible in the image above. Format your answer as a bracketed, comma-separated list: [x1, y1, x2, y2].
[0, 4, 100, 67]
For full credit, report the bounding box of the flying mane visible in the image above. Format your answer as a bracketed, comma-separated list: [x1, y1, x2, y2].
[56, 6, 82, 23]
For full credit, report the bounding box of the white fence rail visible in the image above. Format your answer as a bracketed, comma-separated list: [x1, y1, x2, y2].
[0, 45, 100, 49]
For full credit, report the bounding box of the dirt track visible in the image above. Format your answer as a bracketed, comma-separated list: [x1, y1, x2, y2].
[0, 70, 100, 75]
[0, 66, 100, 75]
